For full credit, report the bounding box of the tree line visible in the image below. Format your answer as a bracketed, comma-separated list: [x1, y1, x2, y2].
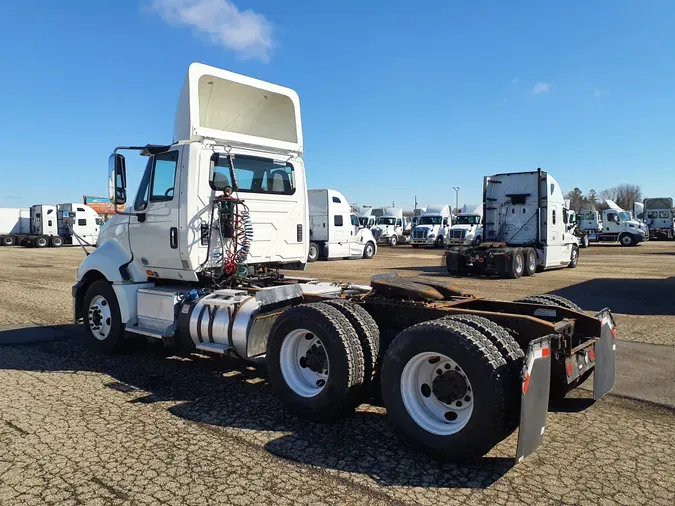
[566, 184, 643, 212]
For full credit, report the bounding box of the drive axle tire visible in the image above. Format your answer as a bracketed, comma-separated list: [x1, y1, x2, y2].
[523, 248, 537, 277]
[506, 248, 524, 279]
[441, 314, 524, 435]
[362, 241, 375, 259]
[323, 299, 380, 392]
[267, 303, 365, 421]
[35, 235, 49, 248]
[307, 242, 320, 262]
[381, 318, 508, 460]
[517, 294, 582, 313]
[82, 280, 126, 353]
[50, 236, 64, 248]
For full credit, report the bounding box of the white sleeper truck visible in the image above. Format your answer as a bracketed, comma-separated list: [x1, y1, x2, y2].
[446, 170, 580, 278]
[370, 207, 409, 246]
[307, 189, 377, 262]
[410, 205, 452, 248]
[0, 207, 30, 246]
[73, 63, 617, 462]
[644, 198, 674, 240]
[446, 213, 483, 247]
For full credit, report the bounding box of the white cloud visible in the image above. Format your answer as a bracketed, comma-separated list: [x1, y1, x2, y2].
[149, 0, 274, 62]
[532, 82, 550, 95]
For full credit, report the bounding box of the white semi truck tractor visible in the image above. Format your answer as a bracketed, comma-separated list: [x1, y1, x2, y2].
[307, 189, 377, 262]
[410, 205, 452, 248]
[73, 63, 617, 462]
[644, 198, 675, 240]
[446, 170, 581, 278]
[370, 208, 409, 246]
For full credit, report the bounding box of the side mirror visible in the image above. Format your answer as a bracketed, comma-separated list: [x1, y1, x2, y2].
[209, 153, 235, 192]
[108, 154, 127, 205]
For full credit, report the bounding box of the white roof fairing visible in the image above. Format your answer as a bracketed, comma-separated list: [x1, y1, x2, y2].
[174, 63, 303, 154]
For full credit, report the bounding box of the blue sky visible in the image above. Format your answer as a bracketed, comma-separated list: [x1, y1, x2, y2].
[1, 1, 674, 210]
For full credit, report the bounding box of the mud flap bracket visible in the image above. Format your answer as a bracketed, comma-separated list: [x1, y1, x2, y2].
[593, 308, 616, 400]
[515, 335, 552, 463]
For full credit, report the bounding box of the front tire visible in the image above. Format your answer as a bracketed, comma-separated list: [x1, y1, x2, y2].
[568, 245, 579, 268]
[381, 319, 509, 460]
[267, 303, 365, 421]
[472, 235, 482, 247]
[389, 235, 398, 247]
[580, 235, 590, 248]
[307, 242, 320, 262]
[619, 234, 635, 247]
[362, 241, 375, 259]
[435, 236, 444, 248]
[82, 280, 125, 352]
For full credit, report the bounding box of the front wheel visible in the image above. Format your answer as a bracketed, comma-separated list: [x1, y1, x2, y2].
[389, 235, 398, 247]
[307, 242, 320, 262]
[435, 236, 444, 248]
[472, 235, 482, 247]
[580, 235, 590, 248]
[82, 280, 125, 352]
[362, 241, 375, 259]
[568, 245, 579, 268]
[619, 234, 635, 247]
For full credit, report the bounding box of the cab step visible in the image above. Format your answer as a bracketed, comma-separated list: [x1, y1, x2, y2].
[195, 342, 233, 355]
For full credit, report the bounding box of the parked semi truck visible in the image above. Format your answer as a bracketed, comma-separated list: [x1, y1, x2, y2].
[446, 170, 580, 278]
[410, 205, 452, 248]
[307, 189, 377, 262]
[447, 208, 483, 246]
[0, 203, 103, 247]
[357, 206, 383, 229]
[644, 198, 675, 240]
[370, 208, 410, 246]
[73, 63, 616, 462]
[575, 206, 647, 247]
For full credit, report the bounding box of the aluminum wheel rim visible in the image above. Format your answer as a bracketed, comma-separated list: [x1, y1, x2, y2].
[309, 245, 318, 260]
[621, 236, 631, 245]
[37, 238, 47, 247]
[280, 329, 329, 398]
[400, 352, 474, 436]
[365, 244, 374, 256]
[515, 253, 524, 274]
[88, 295, 112, 340]
[528, 252, 536, 272]
[571, 248, 578, 264]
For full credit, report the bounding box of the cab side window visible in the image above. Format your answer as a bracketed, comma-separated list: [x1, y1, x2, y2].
[150, 151, 179, 202]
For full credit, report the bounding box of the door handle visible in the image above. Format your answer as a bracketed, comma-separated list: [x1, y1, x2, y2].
[170, 227, 178, 249]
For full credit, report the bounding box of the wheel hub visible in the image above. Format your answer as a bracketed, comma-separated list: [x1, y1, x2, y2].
[304, 344, 327, 374]
[90, 307, 102, 329]
[432, 369, 468, 404]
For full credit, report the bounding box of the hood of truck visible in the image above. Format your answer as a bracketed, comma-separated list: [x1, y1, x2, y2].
[450, 224, 475, 232]
[174, 63, 302, 155]
[414, 225, 438, 234]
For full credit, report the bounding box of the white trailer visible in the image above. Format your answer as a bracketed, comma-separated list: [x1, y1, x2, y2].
[370, 207, 409, 246]
[0, 208, 30, 245]
[644, 198, 675, 240]
[446, 169, 580, 278]
[410, 204, 452, 248]
[72, 63, 617, 463]
[307, 189, 377, 262]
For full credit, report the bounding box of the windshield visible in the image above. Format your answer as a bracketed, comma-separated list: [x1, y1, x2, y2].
[377, 217, 396, 226]
[619, 212, 632, 221]
[419, 216, 442, 225]
[454, 215, 480, 225]
[358, 217, 368, 226]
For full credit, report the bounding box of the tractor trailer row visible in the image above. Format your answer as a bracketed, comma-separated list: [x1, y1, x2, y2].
[0, 203, 102, 247]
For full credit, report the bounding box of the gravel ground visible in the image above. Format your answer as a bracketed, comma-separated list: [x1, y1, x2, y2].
[1, 241, 675, 505]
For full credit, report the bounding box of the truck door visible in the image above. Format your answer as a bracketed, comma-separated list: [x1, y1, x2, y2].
[604, 211, 621, 235]
[129, 148, 184, 270]
[546, 204, 568, 266]
[348, 214, 364, 256]
[329, 213, 350, 257]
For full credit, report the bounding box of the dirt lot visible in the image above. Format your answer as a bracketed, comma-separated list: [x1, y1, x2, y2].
[1, 242, 675, 505]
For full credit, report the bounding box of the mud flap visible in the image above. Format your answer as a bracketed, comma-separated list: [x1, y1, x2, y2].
[515, 335, 552, 463]
[593, 309, 616, 400]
